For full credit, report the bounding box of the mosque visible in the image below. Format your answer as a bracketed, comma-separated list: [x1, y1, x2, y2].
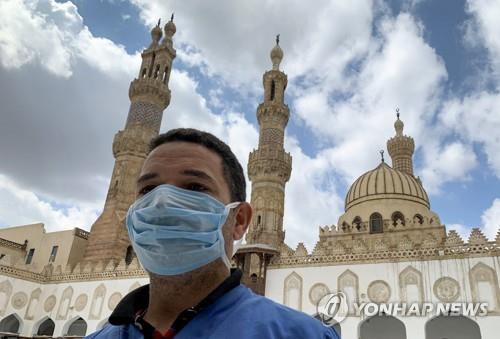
[0, 19, 499, 339]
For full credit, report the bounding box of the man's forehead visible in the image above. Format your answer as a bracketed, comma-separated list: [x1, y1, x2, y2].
[143, 142, 223, 173]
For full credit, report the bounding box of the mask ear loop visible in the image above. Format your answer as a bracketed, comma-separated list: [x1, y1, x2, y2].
[223, 202, 247, 256]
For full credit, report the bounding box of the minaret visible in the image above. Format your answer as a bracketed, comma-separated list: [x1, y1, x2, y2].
[84, 18, 176, 263]
[246, 35, 292, 249]
[387, 108, 415, 175]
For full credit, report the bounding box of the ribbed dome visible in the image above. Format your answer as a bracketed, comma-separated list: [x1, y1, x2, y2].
[345, 162, 429, 211]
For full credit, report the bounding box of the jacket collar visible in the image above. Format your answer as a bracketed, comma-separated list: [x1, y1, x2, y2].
[109, 268, 242, 328]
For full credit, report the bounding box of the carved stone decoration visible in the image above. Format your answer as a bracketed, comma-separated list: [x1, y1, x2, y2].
[399, 266, 424, 304]
[352, 239, 368, 253]
[44, 295, 57, 313]
[373, 239, 388, 252]
[468, 228, 488, 245]
[433, 277, 460, 302]
[74, 294, 88, 312]
[421, 234, 438, 248]
[89, 284, 107, 320]
[294, 243, 308, 256]
[338, 269, 359, 315]
[57, 286, 73, 320]
[445, 230, 464, 247]
[11, 291, 28, 309]
[283, 272, 303, 311]
[25, 288, 42, 320]
[398, 236, 414, 250]
[309, 283, 330, 305]
[469, 262, 500, 312]
[108, 292, 123, 311]
[367, 280, 391, 303]
[0, 280, 13, 316]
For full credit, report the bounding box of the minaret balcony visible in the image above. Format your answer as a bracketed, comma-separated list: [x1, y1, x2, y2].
[129, 77, 171, 109]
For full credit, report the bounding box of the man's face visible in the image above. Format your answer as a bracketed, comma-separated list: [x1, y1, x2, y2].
[136, 141, 232, 205]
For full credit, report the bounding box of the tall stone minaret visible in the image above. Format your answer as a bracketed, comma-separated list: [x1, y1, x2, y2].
[246, 36, 292, 249]
[387, 109, 415, 175]
[84, 18, 176, 263]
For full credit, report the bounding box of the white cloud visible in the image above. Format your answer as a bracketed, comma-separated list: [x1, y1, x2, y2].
[419, 141, 477, 194]
[465, 0, 500, 78]
[0, 0, 139, 78]
[130, 0, 375, 92]
[0, 174, 100, 232]
[481, 198, 500, 240]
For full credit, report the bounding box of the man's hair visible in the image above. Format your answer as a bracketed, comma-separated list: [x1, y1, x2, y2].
[149, 128, 246, 202]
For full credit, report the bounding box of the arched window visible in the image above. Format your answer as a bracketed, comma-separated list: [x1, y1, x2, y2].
[353, 217, 362, 231]
[360, 315, 406, 339]
[413, 214, 423, 225]
[426, 315, 481, 339]
[0, 314, 20, 334]
[154, 64, 160, 78]
[141, 68, 147, 78]
[67, 317, 87, 336]
[148, 52, 156, 77]
[125, 245, 135, 265]
[257, 215, 261, 225]
[162, 66, 169, 83]
[270, 80, 276, 101]
[391, 211, 405, 227]
[37, 318, 55, 336]
[369, 213, 383, 234]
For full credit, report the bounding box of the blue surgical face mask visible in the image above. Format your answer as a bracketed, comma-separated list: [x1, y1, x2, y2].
[126, 183, 240, 276]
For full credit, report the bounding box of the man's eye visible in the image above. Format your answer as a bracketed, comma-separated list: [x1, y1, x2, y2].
[185, 183, 208, 192]
[139, 185, 156, 195]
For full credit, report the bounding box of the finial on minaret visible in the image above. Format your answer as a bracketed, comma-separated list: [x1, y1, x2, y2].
[164, 13, 176, 38]
[380, 150, 385, 162]
[150, 19, 163, 46]
[270, 34, 283, 70]
[394, 107, 404, 136]
[387, 106, 415, 175]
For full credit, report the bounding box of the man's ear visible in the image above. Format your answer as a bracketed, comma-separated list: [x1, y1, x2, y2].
[232, 202, 252, 240]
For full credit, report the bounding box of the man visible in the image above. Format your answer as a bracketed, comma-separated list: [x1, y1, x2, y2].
[87, 128, 338, 339]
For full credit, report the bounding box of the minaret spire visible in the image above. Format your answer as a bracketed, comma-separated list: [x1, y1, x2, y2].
[247, 37, 292, 248]
[270, 34, 283, 71]
[84, 20, 176, 263]
[387, 108, 415, 175]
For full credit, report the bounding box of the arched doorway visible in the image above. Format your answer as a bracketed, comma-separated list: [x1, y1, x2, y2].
[359, 315, 406, 339]
[36, 317, 55, 336]
[0, 313, 21, 334]
[66, 317, 87, 336]
[426, 315, 481, 339]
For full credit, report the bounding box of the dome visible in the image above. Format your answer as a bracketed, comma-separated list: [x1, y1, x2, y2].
[345, 162, 429, 211]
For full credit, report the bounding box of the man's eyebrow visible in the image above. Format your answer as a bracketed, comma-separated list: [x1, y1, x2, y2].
[137, 172, 158, 185]
[181, 169, 217, 184]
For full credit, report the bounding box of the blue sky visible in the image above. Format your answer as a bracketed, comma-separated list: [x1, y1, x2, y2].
[0, 0, 499, 249]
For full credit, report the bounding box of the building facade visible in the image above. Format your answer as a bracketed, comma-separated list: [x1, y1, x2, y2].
[0, 21, 499, 339]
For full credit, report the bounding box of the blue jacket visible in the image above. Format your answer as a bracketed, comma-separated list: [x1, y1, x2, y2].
[86, 284, 339, 339]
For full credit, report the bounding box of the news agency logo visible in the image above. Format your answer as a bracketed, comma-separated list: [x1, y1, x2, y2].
[316, 292, 348, 326]
[316, 292, 489, 327]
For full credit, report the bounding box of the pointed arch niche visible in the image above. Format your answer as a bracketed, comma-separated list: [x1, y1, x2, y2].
[89, 284, 107, 320]
[399, 266, 424, 304]
[56, 286, 73, 320]
[283, 272, 302, 311]
[24, 288, 41, 320]
[0, 280, 13, 316]
[469, 262, 500, 312]
[338, 269, 359, 315]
